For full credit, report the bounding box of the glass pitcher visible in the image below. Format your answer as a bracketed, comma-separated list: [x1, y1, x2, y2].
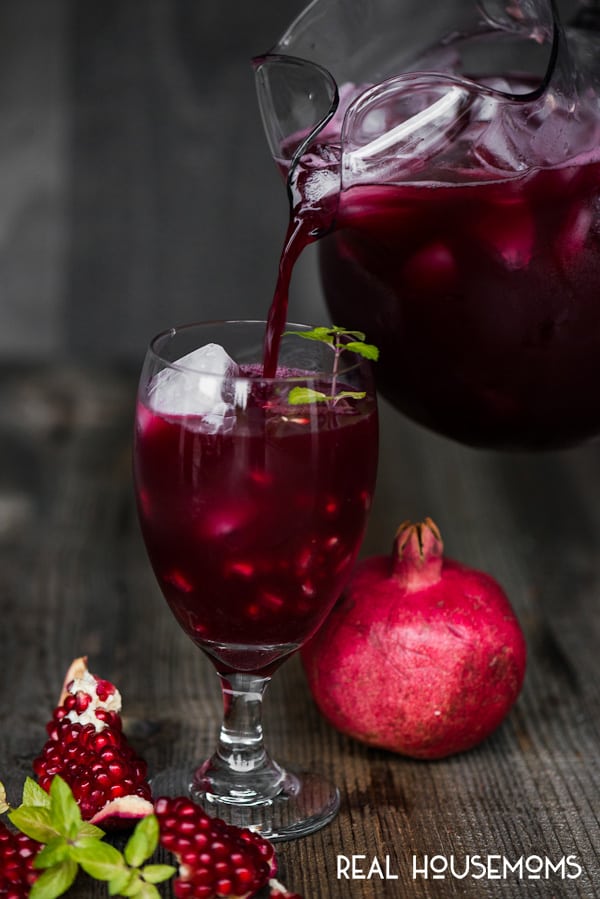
[254, 0, 600, 449]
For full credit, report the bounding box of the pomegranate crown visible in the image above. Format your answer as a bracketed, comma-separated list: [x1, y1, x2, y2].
[392, 517, 444, 591]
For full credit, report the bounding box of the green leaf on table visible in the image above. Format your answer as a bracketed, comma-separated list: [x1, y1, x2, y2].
[75, 820, 106, 839]
[73, 839, 125, 879]
[72, 834, 110, 852]
[49, 776, 82, 839]
[30, 858, 78, 899]
[288, 387, 328, 405]
[22, 778, 52, 809]
[34, 837, 69, 869]
[108, 869, 137, 896]
[141, 864, 177, 884]
[124, 814, 159, 867]
[9, 805, 60, 844]
[135, 883, 161, 899]
[119, 875, 145, 897]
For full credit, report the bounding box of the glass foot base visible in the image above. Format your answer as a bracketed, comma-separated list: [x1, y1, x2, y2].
[149, 766, 340, 841]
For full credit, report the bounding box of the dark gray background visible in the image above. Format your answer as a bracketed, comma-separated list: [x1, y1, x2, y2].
[0, 0, 586, 362]
[0, 0, 316, 362]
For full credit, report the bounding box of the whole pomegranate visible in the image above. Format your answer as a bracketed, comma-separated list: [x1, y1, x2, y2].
[301, 519, 526, 759]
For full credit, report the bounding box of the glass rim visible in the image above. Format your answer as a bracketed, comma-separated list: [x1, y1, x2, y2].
[146, 319, 371, 382]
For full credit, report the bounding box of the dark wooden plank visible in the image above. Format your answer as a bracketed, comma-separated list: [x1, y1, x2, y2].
[0, 368, 598, 898]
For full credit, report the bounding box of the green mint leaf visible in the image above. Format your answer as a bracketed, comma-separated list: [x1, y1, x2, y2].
[49, 776, 82, 839]
[124, 814, 159, 868]
[284, 324, 379, 360]
[73, 839, 125, 879]
[344, 341, 380, 361]
[283, 326, 335, 345]
[333, 390, 366, 402]
[29, 858, 78, 899]
[23, 778, 52, 809]
[109, 869, 137, 896]
[9, 806, 60, 844]
[136, 883, 161, 899]
[331, 327, 367, 341]
[288, 387, 328, 405]
[75, 820, 106, 839]
[71, 835, 107, 850]
[34, 837, 69, 869]
[120, 874, 145, 897]
[141, 864, 177, 884]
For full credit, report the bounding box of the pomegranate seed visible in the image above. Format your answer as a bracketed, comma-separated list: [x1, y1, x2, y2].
[75, 691, 92, 713]
[227, 561, 254, 578]
[107, 761, 127, 781]
[92, 732, 111, 752]
[0, 822, 41, 898]
[174, 884, 197, 898]
[164, 569, 194, 592]
[155, 796, 277, 899]
[96, 679, 115, 700]
[260, 591, 284, 611]
[100, 746, 117, 762]
[32, 660, 153, 827]
[235, 867, 253, 886]
[249, 468, 272, 487]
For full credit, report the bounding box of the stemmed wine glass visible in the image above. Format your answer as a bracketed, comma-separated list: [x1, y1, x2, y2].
[133, 320, 378, 839]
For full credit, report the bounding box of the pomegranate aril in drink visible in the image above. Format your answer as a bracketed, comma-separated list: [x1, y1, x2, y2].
[134, 373, 377, 675]
[402, 241, 458, 291]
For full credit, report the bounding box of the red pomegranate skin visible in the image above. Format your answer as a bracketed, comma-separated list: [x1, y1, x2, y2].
[301, 520, 527, 759]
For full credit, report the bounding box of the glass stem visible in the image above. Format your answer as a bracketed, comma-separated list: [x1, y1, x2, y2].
[193, 671, 288, 806]
[216, 672, 271, 774]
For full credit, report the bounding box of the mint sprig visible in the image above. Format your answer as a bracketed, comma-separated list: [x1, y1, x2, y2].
[0, 776, 175, 899]
[283, 326, 379, 406]
[77, 815, 174, 899]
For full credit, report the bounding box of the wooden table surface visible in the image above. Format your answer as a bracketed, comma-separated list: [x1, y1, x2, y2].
[0, 362, 598, 898]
